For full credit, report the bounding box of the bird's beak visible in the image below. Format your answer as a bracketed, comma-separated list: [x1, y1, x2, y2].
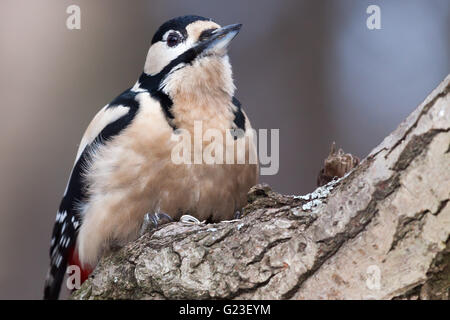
[199, 23, 242, 55]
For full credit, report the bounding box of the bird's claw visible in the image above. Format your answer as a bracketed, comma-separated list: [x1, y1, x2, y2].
[180, 214, 203, 224]
[140, 212, 173, 234]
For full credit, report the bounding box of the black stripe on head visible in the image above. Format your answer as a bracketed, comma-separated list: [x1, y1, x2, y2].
[152, 15, 210, 44]
[137, 44, 201, 129]
[139, 34, 212, 92]
[139, 44, 200, 89]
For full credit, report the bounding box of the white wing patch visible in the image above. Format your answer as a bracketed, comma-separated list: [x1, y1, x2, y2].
[62, 105, 130, 197]
[74, 105, 130, 165]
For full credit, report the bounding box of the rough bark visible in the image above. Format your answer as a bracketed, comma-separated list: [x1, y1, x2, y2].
[73, 75, 450, 300]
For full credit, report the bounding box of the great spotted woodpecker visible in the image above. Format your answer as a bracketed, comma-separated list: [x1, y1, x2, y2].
[44, 15, 258, 299]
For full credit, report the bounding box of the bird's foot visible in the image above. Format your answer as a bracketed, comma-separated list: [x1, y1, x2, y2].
[220, 211, 243, 223]
[180, 214, 204, 224]
[140, 212, 173, 235]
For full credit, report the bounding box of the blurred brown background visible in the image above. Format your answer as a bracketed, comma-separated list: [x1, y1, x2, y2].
[0, 0, 448, 299]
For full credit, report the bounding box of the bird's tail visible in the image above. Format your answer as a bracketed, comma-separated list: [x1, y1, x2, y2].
[43, 257, 67, 300]
[43, 246, 93, 300]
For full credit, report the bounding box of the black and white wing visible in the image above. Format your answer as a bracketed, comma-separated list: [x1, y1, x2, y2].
[43, 89, 140, 300]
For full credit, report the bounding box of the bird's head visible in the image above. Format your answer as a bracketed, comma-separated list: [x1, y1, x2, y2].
[141, 15, 242, 99]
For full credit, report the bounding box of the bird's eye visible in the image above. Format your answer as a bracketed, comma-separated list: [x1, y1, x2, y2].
[167, 33, 181, 47]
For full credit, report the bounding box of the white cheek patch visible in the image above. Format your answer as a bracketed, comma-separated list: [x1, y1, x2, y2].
[144, 32, 194, 76]
[75, 105, 130, 165]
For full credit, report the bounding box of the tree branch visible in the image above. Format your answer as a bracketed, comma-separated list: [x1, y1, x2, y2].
[73, 75, 450, 300]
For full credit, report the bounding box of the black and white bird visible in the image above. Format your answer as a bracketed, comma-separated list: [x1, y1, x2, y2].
[44, 15, 258, 300]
